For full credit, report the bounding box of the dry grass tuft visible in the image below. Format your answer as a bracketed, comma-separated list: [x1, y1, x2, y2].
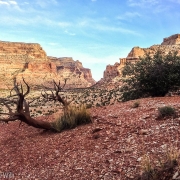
[52, 105, 92, 132]
[136, 147, 180, 180]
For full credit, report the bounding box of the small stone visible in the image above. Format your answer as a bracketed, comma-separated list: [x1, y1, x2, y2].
[139, 129, 148, 135]
[92, 128, 102, 133]
[92, 134, 100, 139]
[55, 150, 60, 154]
[173, 171, 179, 179]
[126, 138, 131, 143]
[76, 167, 83, 170]
[125, 148, 133, 153]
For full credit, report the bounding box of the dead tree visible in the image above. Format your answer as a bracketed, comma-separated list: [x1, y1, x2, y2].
[0, 78, 56, 131]
[41, 79, 73, 111]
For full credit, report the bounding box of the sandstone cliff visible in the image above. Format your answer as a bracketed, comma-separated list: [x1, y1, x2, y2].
[0, 41, 95, 89]
[161, 34, 180, 45]
[103, 34, 180, 80]
[48, 57, 95, 88]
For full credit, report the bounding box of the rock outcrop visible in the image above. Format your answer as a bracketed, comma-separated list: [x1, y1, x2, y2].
[0, 41, 95, 89]
[48, 57, 95, 88]
[103, 63, 120, 80]
[103, 34, 180, 80]
[161, 34, 180, 45]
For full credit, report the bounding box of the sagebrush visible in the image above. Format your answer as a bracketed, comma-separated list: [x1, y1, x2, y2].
[157, 106, 177, 119]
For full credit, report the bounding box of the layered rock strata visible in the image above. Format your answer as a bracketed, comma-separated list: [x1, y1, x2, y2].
[48, 57, 95, 88]
[0, 41, 95, 89]
[103, 34, 180, 80]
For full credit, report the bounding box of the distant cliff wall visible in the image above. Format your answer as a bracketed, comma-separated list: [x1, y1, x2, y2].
[0, 41, 95, 89]
[103, 34, 180, 80]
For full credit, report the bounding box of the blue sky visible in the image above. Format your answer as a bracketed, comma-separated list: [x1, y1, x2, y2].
[0, 0, 180, 81]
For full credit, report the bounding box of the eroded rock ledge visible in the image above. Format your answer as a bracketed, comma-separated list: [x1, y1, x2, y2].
[0, 41, 95, 89]
[103, 34, 180, 80]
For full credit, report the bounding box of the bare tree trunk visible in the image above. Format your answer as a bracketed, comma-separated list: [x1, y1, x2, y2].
[0, 78, 57, 131]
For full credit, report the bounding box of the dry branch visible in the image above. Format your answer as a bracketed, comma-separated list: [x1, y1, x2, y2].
[0, 78, 56, 131]
[42, 79, 73, 110]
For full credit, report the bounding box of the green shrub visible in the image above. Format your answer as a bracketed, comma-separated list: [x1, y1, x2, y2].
[52, 105, 92, 132]
[120, 51, 180, 101]
[37, 110, 42, 114]
[157, 106, 176, 119]
[96, 103, 101, 107]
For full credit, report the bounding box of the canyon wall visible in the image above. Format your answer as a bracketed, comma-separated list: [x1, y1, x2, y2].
[103, 34, 180, 80]
[48, 57, 95, 88]
[0, 41, 95, 89]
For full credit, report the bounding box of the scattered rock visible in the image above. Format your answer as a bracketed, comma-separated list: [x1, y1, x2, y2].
[138, 129, 148, 135]
[173, 171, 179, 179]
[92, 128, 102, 134]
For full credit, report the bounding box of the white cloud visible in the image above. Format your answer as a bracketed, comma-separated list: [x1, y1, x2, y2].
[127, 0, 170, 14]
[128, 0, 159, 7]
[78, 18, 140, 35]
[0, 0, 17, 6]
[169, 0, 180, 4]
[0, 13, 72, 29]
[95, 24, 140, 35]
[0, 0, 22, 11]
[0, 1, 9, 5]
[64, 30, 76, 36]
[117, 12, 141, 20]
[36, 0, 58, 8]
[9, 1, 17, 5]
[0, 16, 28, 25]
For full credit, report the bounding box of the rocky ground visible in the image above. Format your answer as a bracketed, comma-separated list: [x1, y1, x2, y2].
[0, 96, 180, 179]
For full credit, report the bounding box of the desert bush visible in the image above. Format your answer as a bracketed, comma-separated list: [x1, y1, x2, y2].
[157, 106, 177, 119]
[120, 51, 180, 101]
[139, 155, 156, 180]
[37, 110, 42, 114]
[86, 104, 92, 109]
[52, 105, 92, 132]
[96, 103, 101, 107]
[136, 147, 179, 180]
[131, 101, 140, 108]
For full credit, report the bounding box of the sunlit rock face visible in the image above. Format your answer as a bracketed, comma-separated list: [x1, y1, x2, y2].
[102, 34, 180, 81]
[0, 41, 95, 89]
[161, 34, 180, 45]
[48, 57, 96, 88]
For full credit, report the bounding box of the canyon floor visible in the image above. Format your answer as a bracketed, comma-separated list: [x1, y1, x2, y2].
[0, 96, 180, 179]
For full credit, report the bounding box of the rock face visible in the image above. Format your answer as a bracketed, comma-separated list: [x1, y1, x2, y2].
[0, 41, 95, 89]
[161, 34, 180, 45]
[103, 34, 180, 80]
[103, 63, 120, 80]
[48, 57, 95, 88]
